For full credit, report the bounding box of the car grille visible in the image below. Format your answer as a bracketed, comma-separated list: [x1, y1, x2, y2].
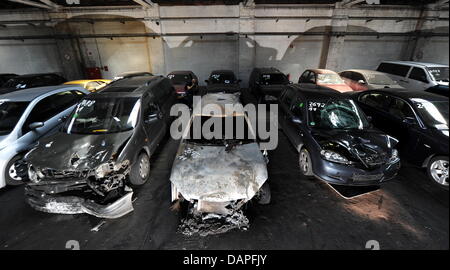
[41, 169, 89, 179]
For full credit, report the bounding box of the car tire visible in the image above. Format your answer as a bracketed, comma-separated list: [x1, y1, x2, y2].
[257, 182, 271, 205]
[5, 155, 26, 186]
[427, 156, 449, 189]
[129, 152, 150, 187]
[299, 148, 313, 177]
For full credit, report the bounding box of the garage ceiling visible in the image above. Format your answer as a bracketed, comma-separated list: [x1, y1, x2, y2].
[0, 0, 442, 9]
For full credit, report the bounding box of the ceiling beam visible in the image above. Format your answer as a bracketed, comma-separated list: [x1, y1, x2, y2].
[342, 0, 366, 7]
[133, 0, 153, 8]
[39, 0, 61, 9]
[7, 0, 52, 9]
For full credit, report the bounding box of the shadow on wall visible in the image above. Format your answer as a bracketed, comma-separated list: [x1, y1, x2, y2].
[56, 14, 156, 80]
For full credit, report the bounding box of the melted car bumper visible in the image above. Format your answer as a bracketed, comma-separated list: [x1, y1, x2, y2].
[313, 158, 401, 186]
[25, 185, 134, 219]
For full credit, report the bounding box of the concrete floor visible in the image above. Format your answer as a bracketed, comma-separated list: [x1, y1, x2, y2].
[0, 129, 448, 250]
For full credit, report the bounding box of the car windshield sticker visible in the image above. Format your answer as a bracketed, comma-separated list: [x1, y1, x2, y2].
[299, 102, 304, 108]
[310, 121, 316, 126]
[308, 102, 325, 111]
[224, 80, 230, 84]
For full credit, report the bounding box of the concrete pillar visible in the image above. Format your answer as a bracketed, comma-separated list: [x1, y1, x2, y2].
[238, 1, 256, 86]
[323, 5, 349, 71]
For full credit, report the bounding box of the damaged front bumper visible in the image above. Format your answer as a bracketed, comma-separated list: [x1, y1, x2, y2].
[25, 182, 134, 219]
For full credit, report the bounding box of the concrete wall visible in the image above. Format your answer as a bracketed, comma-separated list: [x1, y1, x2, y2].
[0, 4, 448, 84]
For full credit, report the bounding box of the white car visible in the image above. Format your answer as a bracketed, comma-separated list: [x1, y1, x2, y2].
[0, 85, 88, 189]
[376, 61, 449, 91]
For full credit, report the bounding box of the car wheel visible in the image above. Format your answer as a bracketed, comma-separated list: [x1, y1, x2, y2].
[5, 155, 25, 186]
[257, 182, 271, 205]
[129, 152, 150, 187]
[299, 148, 313, 177]
[427, 156, 449, 189]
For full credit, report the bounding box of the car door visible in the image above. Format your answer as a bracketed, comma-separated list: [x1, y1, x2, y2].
[286, 96, 306, 149]
[279, 89, 298, 144]
[407, 67, 431, 91]
[377, 63, 411, 88]
[141, 96, 165, 153]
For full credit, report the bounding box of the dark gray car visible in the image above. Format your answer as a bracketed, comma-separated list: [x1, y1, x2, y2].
[24, 75, 176, 218]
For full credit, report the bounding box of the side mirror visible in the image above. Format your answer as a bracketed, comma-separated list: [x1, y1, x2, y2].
[358, 80, 366, 85]
[291, 116, 302, 124]
[403, 116, 417, 126]
[366, 115, 373, 122]
[29, 122, 44, 130]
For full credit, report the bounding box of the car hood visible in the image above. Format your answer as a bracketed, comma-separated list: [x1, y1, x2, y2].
[368, 84, 403, 89]
[0, 87, 18, 95]
[311, 129, 398, 167]
[258, 84, 287, 95]
[170, 142, 268, 202]
[206, 84, 240, 93]
[319, 84, 353, 93]
[26, 131, 133, 171]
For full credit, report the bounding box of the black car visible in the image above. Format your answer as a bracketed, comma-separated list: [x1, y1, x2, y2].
[425, 85, 449, 97]
[249, 67, 290, 103]
[24, 75, 177, 218]
[205, 70, 241, 94]
[279, 85, 401, 186]
[0, 73, 67, 95]
[353, 88, 449, 188]
[0, 73, 18, 86]
[167, 70, 199, 98]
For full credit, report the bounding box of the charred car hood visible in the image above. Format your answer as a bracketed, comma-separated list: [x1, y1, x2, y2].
[206, 84, 240, 93]
[312, 129, 398, 166]
[26, 131, 133, 171]
[170, 142, 268, 202]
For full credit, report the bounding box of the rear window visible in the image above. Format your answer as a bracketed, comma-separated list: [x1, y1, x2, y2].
[259, 73, 287, 85]
[377, 63, 410, 77]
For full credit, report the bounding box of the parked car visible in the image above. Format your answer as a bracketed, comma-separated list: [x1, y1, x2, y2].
[25, 75, 176, 218]
[339, 69, 403, 91]
[278, 84, 400, 186]
[170, 93, 270, 232]
[0, 85, 88, 190]
[205, 70, 241, 94]
[0, 73, 18, 86]
[376, 61, 449, 91]
[0, 73, 67, 95]
[112, 71, 153, 81]
[167, 70, 199, 98]
[249, 67, 290, 103]
[353, 88, 448, 188]
[64, 79, 111, 92]
[425, 84, 448, 97]
[298, 69, 353, 93]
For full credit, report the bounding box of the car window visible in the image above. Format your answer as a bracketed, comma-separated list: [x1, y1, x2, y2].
[353, 72, 365, 82]
[359, 92, 390, 110]
[0, 101, 30, 135]
[22, 91, 84, 134]
[340, 72, 349, 79]
[377, 63, 410, 77]
[409, 67, 429, 83]
[387, 97, 415, 120]
[298, 71, 310, 83]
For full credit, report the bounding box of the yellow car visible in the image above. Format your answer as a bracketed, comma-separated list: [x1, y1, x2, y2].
[64, 79, 111, 92]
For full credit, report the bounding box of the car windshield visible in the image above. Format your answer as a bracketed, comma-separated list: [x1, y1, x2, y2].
[209, 73, 236, 84]
[317, 73, 345, 84]
[0, 101, 29, 135]
[308, 99, 369, 130]
[168, 74, 190, 85]
[365, 73, 396, 85]
[64, 97, 141, 134]
[2, 77, 32, 89]
[427, 67, 449, 83]
[186, 115, 255, 145]
[411, 99, 449, 130]
[260, 73, 287, 85]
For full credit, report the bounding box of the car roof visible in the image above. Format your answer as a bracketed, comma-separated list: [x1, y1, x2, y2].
[340, 69, 388, 75]
[290, 84, 349, 100]
[363, 88, 448, 102]
[254, 67, 283, 74]
[168, 70, 193, 75]
[94, 75, 164, 97]
[195, 93, 243, 117]
[0, 85, 84, 102]
[379, 61, 448, 68]
[210, 70, 235, 75]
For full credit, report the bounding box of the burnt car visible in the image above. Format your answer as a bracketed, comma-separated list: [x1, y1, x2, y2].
[167, 70, 199, 98]
[0, 73, 18, 86]
[205, 70, 241, 94]
[279, 85, 400, 186]
[0, 73, 67, 95]
[339, 69, 403, 91]
[249, 67, 290, 103]
[24, 75, 176, 218]
[353, 89, 449, 188]
[170, 93, 269, 235]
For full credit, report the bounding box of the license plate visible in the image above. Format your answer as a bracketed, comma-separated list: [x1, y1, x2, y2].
[265, 95, 277, 101]
[352, 173, 383, 181]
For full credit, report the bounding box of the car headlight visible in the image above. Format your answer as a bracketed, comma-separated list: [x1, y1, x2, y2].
[28, 165, 39, 183]
[320, 150, 349, 164]
[388, 149, 400, 164]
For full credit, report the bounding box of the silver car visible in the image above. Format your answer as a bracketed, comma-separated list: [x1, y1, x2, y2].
[0, 85, 88, 189]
